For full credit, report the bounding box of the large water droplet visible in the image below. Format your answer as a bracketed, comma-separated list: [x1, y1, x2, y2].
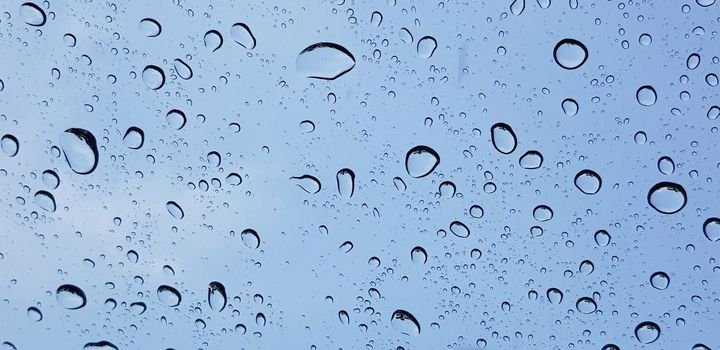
[405, 146, 440, 178]
[230, 23, 256, 49]
[391, 310, 420, 335]
[27, 306, 42, 321]
[574, 169, 601, 194]
[173, 59, 193, 80]
[123, 127, 144, 149]
[204, 30, 223, 52]
[56, 284, 86, 309]
[533, 205, 553, 222]
[575, 297, 597, 314]
[491, 123, 517, 154]
[519, 150, 543, 169]
[338, 310, 350, 325]
[241, 228, 260, 249]
[166, 109, 187, 130]
[142, 65, 165, 90]
[416, 36, 437, 59]
[647, 182, 687, 214]
[553, 39, 588, 70]
[635, 321, 660, 344]
[139, 18, 161, 37]
[687, 53, 701, 70]
[157, 285, 182, 306]
[410, 246, 427, 264]
[547, 288, 563, 304]
[290, 175, 321, 194]
[657, 156, 675, 175]
[561, 98, 579, 116]
[336, 168, 355, 198]
[60, 128, 99, 175]
[166, 201, 184, 219]
[438, 181, 456, 198]
[702, 218, 720, 241]
[449, 221, 470, 238]
[208, 281, 227, 312]
[83, 341, 118, 350]
[636, 85, 657, 106]
[510, 0, 525, 15]
[20, 2, 46, 26]
[650, 271, 670, 290]
[594, 230, 611, 247]
[696, 0, 716, 6]
[370, 11, 383, 26]
[1, 134, 19, 157]
[34, 190, 56, 212]
[296, 42, 355, 80]
[469, 205, 484, 218]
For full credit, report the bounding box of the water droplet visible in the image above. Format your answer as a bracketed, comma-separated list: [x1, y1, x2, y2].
[20, 2, 46, 26]
[657, 156, 675, 175]
[83, 341, 118, 350]
[702, 218, 720, 241]
[157, 285, 182, 306]
[129, 301, 146, 315]
[166, 201, 184, 219]
[635, 321, 660, 344]
[339, 241, 353, 253]
[391, 310, 420, 335]
[126, 250, 138, 263]
[636, 85, 657, 106]
[411, 246, 427, 264]
[405, 146, 440, 178]
[438, 181, 456, 198]
[208, 281, 227, 312]
[533, 205, 553, 222]
[561, 98, 579, 116]
[204, 30, 223, 52]
[579, 260, 594, 274]
[296, 42, 355, 80]
[1, 342, 16, 350]
[417, 36, 437, 59]
[63, 33, 76, 47]
[56, 284, 86, 309]
[491, 123, 517, 154]
[696, 0, 715, 6]
[634, 131, 647, 144]
[594, 230, 611, 247]
[299, 120, 315, 133]
[139, 18, 161, 37]
[142, 65, 165, 90]
[60, 128, 99, 175]
[602, 345, 619, 350]
[687, 53, 701, 70]
[370, 11, 383, 26]
[336, 168, 355, 198]
[166, 109, 187, 130]
[510, 0, 525, 15]
[241, 229, 260, 249]
[336, 310, 350, 325]
[575, 297, 597, 314]
[553, 39, 588, 70]
[648, 182, 687, 214]
[207, 151, 221, 167]
[230, 23, 256, 49]
[27, 306, 42, 321]
[173, 59, 193, 80]
[707, 106, 719, 120]
[393, 176, 407, 191]
[1, 134, 19, 157]
[34, 190, 56, 212]
[650, 271, 670, 290]
[449, 221, 470, 238]
[547, 288, 563, 304]
[469, 205, 484, 218]
[639, 33, 652, 46]
[519, 150, 543, 169]
[123, 127, 144, 149]
[290, 175, 321, 194]
[226, 173, 242, 186]
[574, 169, 602, 195]
[256, 312, 266, 327]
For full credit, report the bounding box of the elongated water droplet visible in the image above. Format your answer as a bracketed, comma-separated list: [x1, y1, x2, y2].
[650, 271, 669, 290]
[576, 297, 597, 314]
[370, 11, 383, 26]
[26, 306, 42, 321]
[707, 106, 719, 120]
[296, 42, 356, 80]
[339, 241, 353, 253]
[241, 229, 260, 249]
[400, 27, 414, 43]
[510, 0, 525, 15]
[142, 65, 165, 90]
[533, 205, 553, 221]
[173, 59, 192, 80]
[20, 2, 46, 26]
[547, 288, 563, 304]
[208, 281, 227, 312]
[56, 284, 86, 309]
[338, 310, 350, 324]
[123, 127, 144, 149]
[83, 341, 118, 350]
[491, 123, 517, 154]
[553, 39, 588, 69]
[405, 146, 440, 178]
[1, 134, 19, 157]
[537, 0, 551, 8]
[60, 128, 98, 175]
[290, 175, 321, 194]
[636, 85, 657, 106]
[157, 285, 182, 306]
[450, 221, 470, 238]
[34, 190, 56, 212]
[417, 36, 437, 59]
[635, 322, 660, 344]
[702, 218, 720, 242]
[561, 98, 579, 116]
[410, 246, 427, 264]
[166, 109, 187, 130]
[139, 18, 161, 37]
[204, 30, 223, 52]
[391, 310, 420, 335]
[657, 156, 674, 175]
[574, 169, 601, 194]
[519, 150, 543, 169]
[166, 201, 184, 219]
[256, 312, 266, 327]
[687, 53, 700, 70]
[648, 182, 687, 214]
[336, 168, 355, 198]
[230, 23, 256, 49]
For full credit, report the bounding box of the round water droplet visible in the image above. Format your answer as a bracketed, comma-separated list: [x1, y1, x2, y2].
[576, 297, 597, 314]
[173, 59, 192, 80]
[208, 281, 227, 312]
[157, 285, 182, 306]
[602, 345, 620, 350]
[405, 146, 440, 178]
[647, 182, 687, 214]
[299, 120, 315, 133]
[634, 131, 647, 144]
[166, 109, 187, 130]
[469, 205, 484, 218]
[657, 156, 675, 175]
[60, 128, 99, 175]
[226, 173, 242, 186]
[207, 151, 221, 167]
[1, 134, 19, 157]
[139, 18, 161, 37]
[553, 39, 588, 70]
[296, 42, 356, 80]
[519, 150, 543, 169]
[702, 218, 720, 242]
[241, 229, 260, 249]
[391, 310, 420, 335]
[438, 181, 456, 198]
[42, 169, 59, 189]
[696, 0, 715, 6]
[34, 190, 56, 212]
[166, 201, 184, 219]
[123, 127, 144, 149]
[410, 246, 427, 264]
[336, 168, 355, 198]
[579, 260, 594, 274]
[27, 306, 42, 321]
[561, 98, 579, 116]
[230, 23, 256, 50]
[547, 288, 563, 304]
[491, 123, 517, 154]
[639, 33, 652, 46]
[650, 271, 669, 290]
[142, 65, 165, 90]
[56, 284, 86, 309]
[449, 221, 470, 238]
[290, 175, 321, 194]
[83, 341, 118, 350]
[416, 36, 437, 59]
[533, 205, 553, 222]
[707, 106, 719, 120]
[63, 33, 76, 47]
[636, 85, 657, 106]
[574, 169, 601, 195]
[687, 53, 700, 70]
[594, 230, 611, 247]
[204, 30, 223, 52]
[635, 321, 660, 344]
[20, 2, 46, 26]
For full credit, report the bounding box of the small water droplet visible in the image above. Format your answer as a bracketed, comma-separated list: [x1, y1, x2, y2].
[230, 23, 256, 49]
[687, 53, 701, 70]
[157, 285, 182, 306]
[123, 127, 144, 149]
[63, 33, 76, 47]
[391, 310, 420, 335]
[338, 310, 350, 324]
[26, 306, 42, 321]
[370, 11, 383, 26]
[20, 2, 46, 26]
[491, 123, 517, 154]
[139, 18, 161, 37]
[696, 0, 716, 6]
[635, 321, 660, 344]
[339, 241, 353, 253]
[204, 30, 223, 52]
[634, 131, 647, 144]
[438, 181, 456, 198]
[56, 284, 86, 309]
[416, 36, 437, 59]
[290, 175, 321, 194]
[208, 281, 227, 312]
[594, 230, 611, 247]
[574, 169, 602, 194]
[636, 85, 657, 106]
[83, 341, 118, 350]
[657, 156, 675, 175]
[579, 260, 594, 274]
[60, 128, 99, 175]
[226, 173, 242, 186]
[1, 134, 19, 157]
[166, 201, 184, 219]
[469, 205, 484, 218]
[553, 39, 588, 70]
[510, 0, 525, 15]
[648, 182, 687, 214]
[166, 109, 187, 130]
[296, 42, 355, 80]
[299, 120, 315, 133]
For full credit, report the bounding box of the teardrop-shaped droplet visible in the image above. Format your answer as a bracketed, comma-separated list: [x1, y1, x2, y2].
[256, 312, 266, 327]
[575, 297, 597, 314]
[166, 109, 187, 130]
[34, 190, 56, 212]
[338, 310, 350, 325]
[647, 182, 687, 214]
[26, 306, 42, 321]
[290, 175, 321, 194]
[42, 169, 60, 189]
[491, 123, 517, 154]
[204, 30, 223, 52]
[173, 59, 193, 80]
[56, 284, 86, 309]
[241, 229, 260, 249]
[574, 169, 601, 195]
[230, 23, 256, 50]
[157, 285, 182, 306]
[449, 221, 470, 238]
[405, 145, 440, 178]
[123, 127, 144, 149]
[533, 205, 553, 222]
[60, 128, 99, 175]
[519, 150, 543, 169]
[510, 0, 525, 15]
[416, 36, 437, 59]
[657, 156, 675, 175]
[594, 230, 611, 247]
[687, 53, 700, 70]
[370, 11, 383, 26]
[139, 18, 161, 37]
[142, 65, 165, 90]
[1, 134, 19, 157]
[636, 85, 657, 106]
[561, 98, 579, 116]
[166, 201, 184, 219]
[438, 181, 456, 198]
[20, 2, 46, 26]
[703, 218, 720, 242]
[391, 310, 420, 335]
[635, 321, 660, 344]
[208, 281, 227, 312]
[410, 246, 428, 264]
[650, 271, 670, 290]
[553, 38, 588, 70]
[296, 42, 356, 80]
[83, 341, 118, 350]
[336, 168, 355, 198]
[547, 288, 563, 304]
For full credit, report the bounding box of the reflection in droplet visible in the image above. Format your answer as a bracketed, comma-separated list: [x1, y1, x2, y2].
[166, 109, 187, 130]
[204, 30, 223, 52]
[657, 156, 675, 175]
[157, 285, 182, 306]
[1, 134, 19, 157]
[650, 271, 670, 290]
[574, 169, 601, 195]
[208, 281, 227, 312]
[173, 59, 193, 80]
[20, 2, 46, 26]
[60, 128, 99, 175]
[533, 205, 553, 222]
[290, 175, 321, 194]
[405, 146, 440, 178]
[296, 42, 356, 80]
[547, 288, 563, 304]
[123, 127, 144, 149]
[647, 182, 687, 214]
[594, 230, 611, 247]
[142, 65, 165, 90]
[635, 321, 660, 344]
[410, 246, 428, 264]
[553, 39, 588, 70]
[34, 190, 56, 212]
[230, 23, 256, 49]
[241, 229, 260, 249]
[56, 284, 87, 309]
[166, 201, 184, 219]
[417, 36, 437, 59]
[336, 168, 355, 198]
[636, 85, 657, 106]
[391, 310, 420, 335]
[449, 221, 470, 238]
[491, 123, 517, 154]
[702, 218, 720, 242]
[561, 98, 579, 116]
[27, 306, 42, 321]
[576, 297, 597, 314]
[519, 150, 543, 169]
[139, 18, 161, 37]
